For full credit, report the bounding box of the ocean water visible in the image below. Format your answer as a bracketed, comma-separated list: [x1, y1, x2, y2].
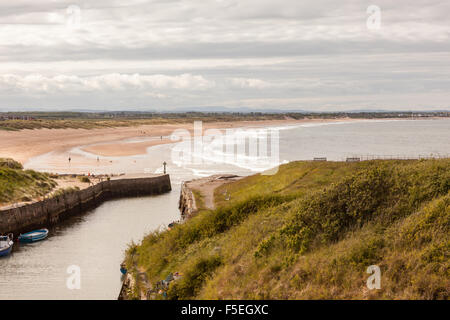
[24, 119, 450, 178]
[1, 119, 448, 299]
[280, 119, 449, 161]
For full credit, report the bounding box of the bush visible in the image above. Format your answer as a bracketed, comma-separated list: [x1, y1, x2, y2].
[0, 158, 23, 169]
[167, 255, 222, 299]
[52, 187, 80, 198]
[346, 237, 385, 267]
[175, 194, 287, 250]
[0, 163, 56, 204]
[79, 176, 90, 183]
[279, 164, 449, 254]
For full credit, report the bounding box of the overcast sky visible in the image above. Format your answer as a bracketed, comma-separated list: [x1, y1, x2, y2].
[0, 0, 449, 112]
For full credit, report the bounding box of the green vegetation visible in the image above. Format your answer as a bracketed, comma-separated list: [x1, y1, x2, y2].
[51, 186, 80, 198]
[167, 255, 223, 299]
[0, 158, 23, 170]
[191, 189, 206, 211]
[78, 176, 91, 183]
[0, 158, 57, 205]
[126, 159, 449, 300]
[0, 112, 286, 131]
[1, 111, 447, 131]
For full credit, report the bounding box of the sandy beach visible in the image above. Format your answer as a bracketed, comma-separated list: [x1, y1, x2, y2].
[0, 118, 355, 165]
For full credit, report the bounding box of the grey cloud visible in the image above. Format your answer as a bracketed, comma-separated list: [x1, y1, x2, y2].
[0, 0, 448, 111]
[2, 40, 450, 63]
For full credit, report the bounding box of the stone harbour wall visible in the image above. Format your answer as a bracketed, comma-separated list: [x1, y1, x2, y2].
[0, 174, 172, 236]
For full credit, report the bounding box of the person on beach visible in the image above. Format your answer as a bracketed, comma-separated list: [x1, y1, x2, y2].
[68, 157, 71, 163]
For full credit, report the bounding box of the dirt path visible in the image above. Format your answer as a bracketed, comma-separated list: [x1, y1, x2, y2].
[185, 174, 242, 210]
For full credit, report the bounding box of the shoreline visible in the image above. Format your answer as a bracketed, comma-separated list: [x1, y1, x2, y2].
[1, 117, 448, 179]
[0, 118, 333, 163]
[0, 117, 441, 165]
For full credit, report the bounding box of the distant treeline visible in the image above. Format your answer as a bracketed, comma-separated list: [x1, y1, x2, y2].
[0, 111, 448, 131]
[0, 110, 448, 120]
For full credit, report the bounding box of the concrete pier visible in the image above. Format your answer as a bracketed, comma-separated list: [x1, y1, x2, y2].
[179, 181, 197, 219]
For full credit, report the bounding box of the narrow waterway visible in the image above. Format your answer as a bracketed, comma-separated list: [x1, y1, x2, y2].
[1, 119, 448, 299]
[0, 190, 180, 300]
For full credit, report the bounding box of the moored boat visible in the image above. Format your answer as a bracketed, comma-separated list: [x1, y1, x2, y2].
[18, 229, 49, 243]
[0, 234, 14, 257]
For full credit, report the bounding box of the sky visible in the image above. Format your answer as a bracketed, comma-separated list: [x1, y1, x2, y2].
[0, 0, 449, 112]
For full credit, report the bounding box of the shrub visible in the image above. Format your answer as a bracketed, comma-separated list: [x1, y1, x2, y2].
[167, 255, 222, 299]
[52, 187, 80, 198]
[79, 176, 90, 183]
[168, 194, 287, 251]
[346, 237, 385, 267]
[0, 158, 23, 169]
[0, 163, 56, 204]
[279, 164, 449, 254]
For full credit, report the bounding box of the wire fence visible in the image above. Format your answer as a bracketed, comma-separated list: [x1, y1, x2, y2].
[313, 154, 450, 162]
[356, 154, 450, 161]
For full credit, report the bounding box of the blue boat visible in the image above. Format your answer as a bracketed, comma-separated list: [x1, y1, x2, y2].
[0, 234, 14, 257]
[18, 229, 49, 243]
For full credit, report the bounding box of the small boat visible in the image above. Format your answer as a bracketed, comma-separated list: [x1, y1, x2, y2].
[0, 234, 14, 257]
[18, 229, 49, 243]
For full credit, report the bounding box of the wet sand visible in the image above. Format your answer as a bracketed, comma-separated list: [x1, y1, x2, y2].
[0, 118, 354, 165]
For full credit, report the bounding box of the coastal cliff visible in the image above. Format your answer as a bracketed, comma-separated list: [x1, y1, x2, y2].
[0, 174, 171, 236]
[122, 160, 450, 300]
[119, 174, 241, 299]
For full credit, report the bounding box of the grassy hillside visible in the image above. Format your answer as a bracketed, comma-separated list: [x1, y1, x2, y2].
[0, 158, 56, 205]
[125, 159, 449, 300]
